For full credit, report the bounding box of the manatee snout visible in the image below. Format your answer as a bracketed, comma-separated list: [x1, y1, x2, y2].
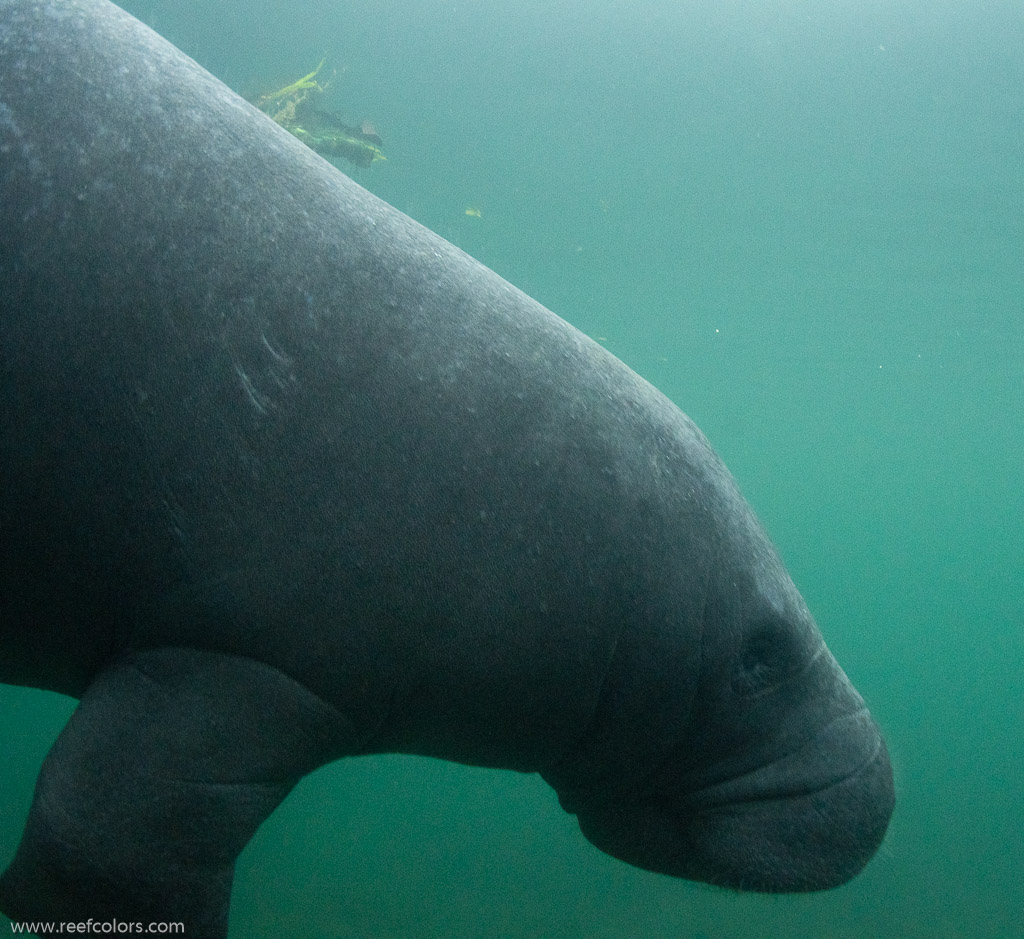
[575, 708, 894, 892]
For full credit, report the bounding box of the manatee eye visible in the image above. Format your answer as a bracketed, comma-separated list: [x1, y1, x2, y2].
[732, 616, 807, 698]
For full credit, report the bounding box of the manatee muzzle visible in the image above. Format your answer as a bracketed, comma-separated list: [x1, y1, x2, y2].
[574, 708, 895, 892]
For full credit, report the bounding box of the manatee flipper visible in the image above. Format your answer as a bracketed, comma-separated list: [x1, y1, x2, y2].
[0, 649, 347, 938]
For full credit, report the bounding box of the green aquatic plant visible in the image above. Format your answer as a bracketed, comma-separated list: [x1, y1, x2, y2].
[255, 59, 384, 168]
[259, 57, 326, 103]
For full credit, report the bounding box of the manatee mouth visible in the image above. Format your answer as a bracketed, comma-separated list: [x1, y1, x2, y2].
[685, 708, 885, 816]
[681, 715, 895, 892]
[575, 709, 895, 892]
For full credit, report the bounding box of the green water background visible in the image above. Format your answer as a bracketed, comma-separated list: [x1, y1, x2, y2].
[3, 0, 1022, 935]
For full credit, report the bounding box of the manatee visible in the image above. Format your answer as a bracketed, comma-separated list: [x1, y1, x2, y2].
[0, 0, 893, 935]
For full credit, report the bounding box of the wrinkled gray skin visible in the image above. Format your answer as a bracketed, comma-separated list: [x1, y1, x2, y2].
[0, 0, 894, 935]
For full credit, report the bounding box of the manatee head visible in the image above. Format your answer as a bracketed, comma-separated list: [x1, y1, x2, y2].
[545, 503, 894, 893]
[574, 633, 894, 892]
